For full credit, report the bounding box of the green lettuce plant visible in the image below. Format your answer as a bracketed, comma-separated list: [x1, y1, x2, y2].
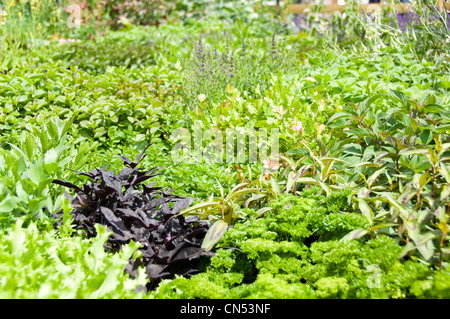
[0, 214, 147, 298]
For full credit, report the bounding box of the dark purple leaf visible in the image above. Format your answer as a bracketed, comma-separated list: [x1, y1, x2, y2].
[52, 179, 84, 193]
[146, 264, 170, 279]
[66, 168, 96, 179]
[100, 206, 132, 242]
[142, 197, 173, 211]
[170, 247, 214, 263]
[52, 144, 215, 289]
[142, 246, 155, 258]
[171, 198, 194, 214]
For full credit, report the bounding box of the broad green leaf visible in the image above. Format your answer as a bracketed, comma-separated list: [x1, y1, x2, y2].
[427, 146, 438, 164]
[327, 112, 350, 125]
[244, 194, 265, 208]
[44, 148, 59, 173]
[23, 133, 36, 162]
[344, 128, 376, 138]
[229, 182, 250, 195]
[412, 171, 430, 191]
[25, 160, 49, 188]
[367, 167, 386, 188]
[398, 185, 415, 206]
[255, 207, 272, 217]
[0, 195, 20, 213]
[270, 177, 281, 194]
[340, 229, 368, 242]
[46, 119, 60, 141]
[419, 130, 433, 145]
[33, 126, 50, 152]
[201, 220, 229, 252]
[399, 241, 416, 258]
[357, 199, 373, 225]
[364, 93, 386, 109]
[285, 148, 309, 156]
[390, 89, 409, 104]
[415, 233, 435, 260]
[374, 151, 396, 164]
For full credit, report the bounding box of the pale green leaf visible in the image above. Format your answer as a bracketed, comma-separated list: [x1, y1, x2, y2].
[201, 220, 229, 252]
[340, 229, 368, 242]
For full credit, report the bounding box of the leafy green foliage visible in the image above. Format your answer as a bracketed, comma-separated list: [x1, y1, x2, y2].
[51, 35, 156, 74]
[0, 117, 91, 227]
[183, 30, 297, 110]
[151, 191, 449, 299]
[1, 0, 450, 299]
[0, 216, 147, 298]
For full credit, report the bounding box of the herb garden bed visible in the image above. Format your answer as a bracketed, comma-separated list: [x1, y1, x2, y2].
[0, 0, 449, 300]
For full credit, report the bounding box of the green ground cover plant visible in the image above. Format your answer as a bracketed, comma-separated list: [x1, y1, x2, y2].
[150, 190, 450, 299]
[0, 0, 449, 299]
